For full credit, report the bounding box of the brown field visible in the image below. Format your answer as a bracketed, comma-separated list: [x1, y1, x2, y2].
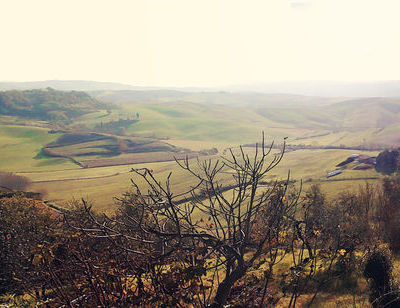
[79, 151, 209, 168]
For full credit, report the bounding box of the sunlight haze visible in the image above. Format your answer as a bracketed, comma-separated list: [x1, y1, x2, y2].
[1, 0, 399, 86]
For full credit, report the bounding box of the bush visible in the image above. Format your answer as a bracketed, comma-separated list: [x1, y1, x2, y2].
[375, 149, 399, 175]
[0, 172, 31, 191]
[376, 177, 400, 252]
[364, 249, 400, 307]
[0, 195, 60, 296]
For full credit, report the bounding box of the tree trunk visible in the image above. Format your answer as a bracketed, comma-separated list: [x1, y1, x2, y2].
[211, 265, 248, 307]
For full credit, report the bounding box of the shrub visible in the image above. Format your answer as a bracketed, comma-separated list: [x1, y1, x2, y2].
[376, 177, 400, 252]
[0, 172, 31, 191]
[0, 195, 60, 297]
[364, 249, 400, 307]
[375, 149, 399, 175]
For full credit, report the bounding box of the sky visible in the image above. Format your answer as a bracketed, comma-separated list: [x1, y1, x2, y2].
[1, 0, 400, 87]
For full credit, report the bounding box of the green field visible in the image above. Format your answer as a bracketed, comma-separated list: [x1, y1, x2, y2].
[0, 91, 397, 213]
[119, 101, 296, 142]
[0, 125, 77, 172]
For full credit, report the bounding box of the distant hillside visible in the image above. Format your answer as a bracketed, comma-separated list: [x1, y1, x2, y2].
[2, 80, 400, 97]
[0, 80, 400, 97]
[92, 89, 400, 147]
[0, 88, 105, 121]
[94, 90, 400, 130]
[224, 81, 400, 97]
[92, 90, 188, 103]
[92, 90, 347, 107]
[256, 97, 400, 131]
[0, 80, 157, 92]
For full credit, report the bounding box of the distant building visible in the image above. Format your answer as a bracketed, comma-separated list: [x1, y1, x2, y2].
[327, 170, 342, 178]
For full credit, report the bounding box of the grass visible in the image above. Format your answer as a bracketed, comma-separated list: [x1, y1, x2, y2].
[26, 147, 382, 213]
[0, 124, 77, 172]
[0, 93, 394, 215]
[290, 128, 389, 148]
[0, 121, 383, 214]
[74, 92, 400, 149]
[79, 152, 199, 168]
[0, 115, 393, 307]
[74, 94, 400, 149]
[29, 160, 201, 213]
[43, 132, 182, 167]
[117, 102, 300, 143]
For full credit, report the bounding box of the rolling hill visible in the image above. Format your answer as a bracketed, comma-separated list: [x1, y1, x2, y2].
[91, 90, 400, 148]
[0, 88, 105, 121]
[2, 80, 400, 97]
[0, 85, 398, 211]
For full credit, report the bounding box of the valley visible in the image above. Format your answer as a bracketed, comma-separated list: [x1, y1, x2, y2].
[0, 85, 396, 212]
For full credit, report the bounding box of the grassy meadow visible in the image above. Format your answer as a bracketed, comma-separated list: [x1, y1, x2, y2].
[0, 124, 78, 172]
[0, 91, 396, 213]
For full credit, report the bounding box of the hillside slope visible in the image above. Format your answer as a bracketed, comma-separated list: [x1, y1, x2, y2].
[0, 88, 105, 121]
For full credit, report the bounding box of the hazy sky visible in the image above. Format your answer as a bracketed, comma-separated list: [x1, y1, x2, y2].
[1, 0, 399, 86]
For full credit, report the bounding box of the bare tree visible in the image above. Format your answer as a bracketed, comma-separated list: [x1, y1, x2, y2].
[65, 135, 300, 307]
[4, 136, 382, 306]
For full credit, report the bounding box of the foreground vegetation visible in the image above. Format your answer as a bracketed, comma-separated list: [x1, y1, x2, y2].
[1, 138, 400, 307]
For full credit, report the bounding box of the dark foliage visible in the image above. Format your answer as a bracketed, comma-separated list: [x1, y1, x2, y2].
[0, 195, 60, 297]
[0, 172, 31, 191]
[375, 149, 399, 175]
[377, 177, 400, 252]
[0, 88, 104, 122]
[93, 118, 139, 135]
[364, 249, 400, 308]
